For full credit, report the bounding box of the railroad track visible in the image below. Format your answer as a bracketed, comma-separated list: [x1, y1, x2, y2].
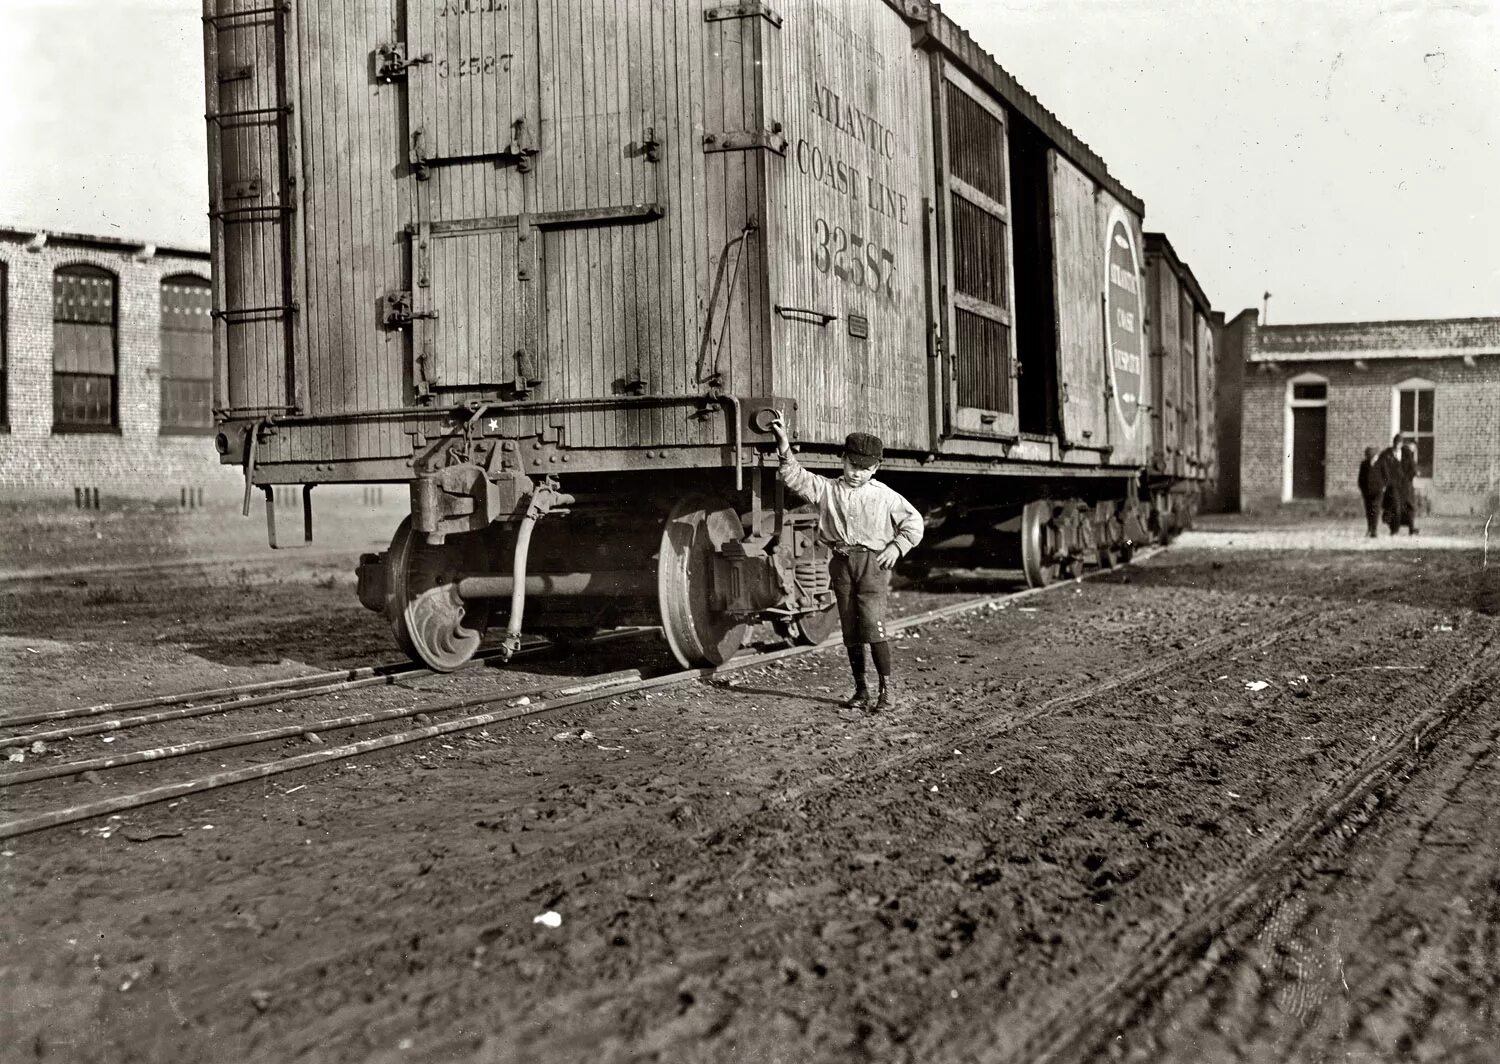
[1010, 634, 1500, 1064]
[0, 628, 652, 745]
[0, 558, 1145, 839]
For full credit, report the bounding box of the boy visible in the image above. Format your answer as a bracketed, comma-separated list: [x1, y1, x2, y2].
[767, 413, 923, 711]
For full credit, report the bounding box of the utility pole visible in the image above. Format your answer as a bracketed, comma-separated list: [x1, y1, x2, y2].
[1262, 291, 1272, 323]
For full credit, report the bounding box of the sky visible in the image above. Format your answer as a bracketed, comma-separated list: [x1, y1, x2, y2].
[0, 0, 1495, 323]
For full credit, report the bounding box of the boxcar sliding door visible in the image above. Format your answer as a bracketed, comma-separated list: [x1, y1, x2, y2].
[935, 63, 1018, 438]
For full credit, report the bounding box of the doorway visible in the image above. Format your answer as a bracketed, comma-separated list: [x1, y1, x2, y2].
[1290, 406, 1327, 499]
[1285, 374, 1329, 500]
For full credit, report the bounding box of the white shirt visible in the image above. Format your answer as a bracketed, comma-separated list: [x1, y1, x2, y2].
[777, 451, 924, 556]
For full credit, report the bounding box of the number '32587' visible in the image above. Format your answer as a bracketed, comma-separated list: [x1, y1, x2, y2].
[436, 54, 513, 78]
[811, 218, 898, 306]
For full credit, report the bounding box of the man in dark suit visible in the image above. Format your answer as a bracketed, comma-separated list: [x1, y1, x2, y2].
[1377, 434, 1407, 535]
[1357, 446, 1383, 538]
[1398, 440, 1421, 534]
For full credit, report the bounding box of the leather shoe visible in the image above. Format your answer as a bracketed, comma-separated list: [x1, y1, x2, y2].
[842, 687, 871, 710]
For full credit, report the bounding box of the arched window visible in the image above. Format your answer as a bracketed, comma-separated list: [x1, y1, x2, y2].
[1392, 378, 1435, 477]
[159, 274, 214, 433]
[53, 264, 118, 431]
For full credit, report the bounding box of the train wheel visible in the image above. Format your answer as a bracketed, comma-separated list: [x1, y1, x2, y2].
[658, 496, 749, 668]
[780, 602, 840, 646]
[386, 516, 490, 672]
[1020, 500, 1060, 588]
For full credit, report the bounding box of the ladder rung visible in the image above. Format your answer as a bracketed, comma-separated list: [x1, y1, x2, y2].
[211, 205, 296, 220]
[204, 4, 290, 26]
[213, 303, 299, 323]
[206, 105, 292, 124]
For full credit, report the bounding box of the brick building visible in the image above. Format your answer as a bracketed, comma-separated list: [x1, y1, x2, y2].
[1217, 312, 1500, 516]
[0, 227, 240, 502]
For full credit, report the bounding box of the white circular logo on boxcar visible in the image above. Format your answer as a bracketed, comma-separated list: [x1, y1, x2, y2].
[1104, 209, 1143, 434]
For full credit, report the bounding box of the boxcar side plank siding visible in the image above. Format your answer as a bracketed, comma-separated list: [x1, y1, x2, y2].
[1050, 151, 1110, 450]
[764, 1, 930, 453]
[298, 1, 328, 450]
[669, 0, 693, 437]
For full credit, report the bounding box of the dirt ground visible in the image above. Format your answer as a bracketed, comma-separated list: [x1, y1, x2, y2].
[1, 508, 1497, 1063]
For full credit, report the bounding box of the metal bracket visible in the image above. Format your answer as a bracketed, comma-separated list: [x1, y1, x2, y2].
[513, 350, 541, 395]
[375, 42, 431, 83]
[642, 126, 662, 163]
[704, 3, 783, 27]
[703, 125, 787, 155]
[225, 177, 262, 200]
[263, 483, 314, 549]
[774, 305, 838, 326]
[381, 290, 437, 329]
[505, 117, 540, 172]
[410, 130, 431, 181]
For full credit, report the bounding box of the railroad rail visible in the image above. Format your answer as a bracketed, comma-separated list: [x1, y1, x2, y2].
[0, 628, 652, 743]
[1, 557, 1154, 839]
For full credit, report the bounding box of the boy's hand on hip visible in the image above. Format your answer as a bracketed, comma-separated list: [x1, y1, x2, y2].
[877, 544, 901, 570]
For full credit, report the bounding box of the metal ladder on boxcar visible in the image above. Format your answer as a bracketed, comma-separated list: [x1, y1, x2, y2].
[203, 0, 302, 416]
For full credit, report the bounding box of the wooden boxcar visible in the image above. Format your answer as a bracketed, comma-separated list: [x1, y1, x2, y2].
[1144, 232, 1219, 534]
[202, 0, 1208, 668]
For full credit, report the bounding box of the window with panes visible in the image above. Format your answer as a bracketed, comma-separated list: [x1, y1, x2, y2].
[53, 265, 118, 431]
[159, 275, 214, 433]
[1397, 383, 1435, 477]
[1, 260, 8, 429]
[945, 79, 1013, 417]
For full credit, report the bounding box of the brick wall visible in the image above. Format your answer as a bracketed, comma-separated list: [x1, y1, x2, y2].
[1240, 357, 1500, 515]
[0, 234, 242, 502]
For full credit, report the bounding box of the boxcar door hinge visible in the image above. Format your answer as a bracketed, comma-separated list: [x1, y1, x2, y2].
[704, 3, 784, 27]
[410, 130, 431, 181]
[703, 124, 787, 155]
[513, 350, 542, 395]
[375, 42, 431, 83]
[382, 290, 437, 329]
[505, 117, 540, 172]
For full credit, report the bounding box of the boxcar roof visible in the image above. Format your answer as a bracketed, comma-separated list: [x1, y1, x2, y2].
[916, 1, 1146, 218]
[1145, 231, 1213, 312]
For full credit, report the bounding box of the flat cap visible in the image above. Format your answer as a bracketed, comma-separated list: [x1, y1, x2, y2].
[843, 431, 883, 468]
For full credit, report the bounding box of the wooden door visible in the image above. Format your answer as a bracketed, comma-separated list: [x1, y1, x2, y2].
[937, 64, 1018, 438]
[406, 0, 542, 167]
[1291, 407, 1327, 499]
[1050, 153, 1109, 449]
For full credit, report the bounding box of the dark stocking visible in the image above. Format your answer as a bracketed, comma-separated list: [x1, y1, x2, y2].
[870, 640, 892, 685]
[846, 643, 868, 692]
